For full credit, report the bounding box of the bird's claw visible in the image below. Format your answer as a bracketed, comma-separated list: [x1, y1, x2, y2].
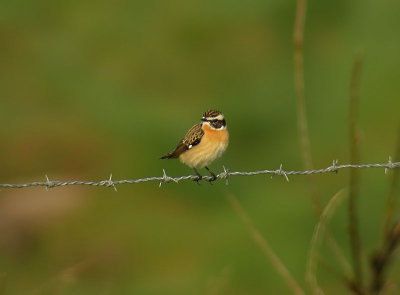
[193, 175, 202, 184]
[207, 175, 217, 184]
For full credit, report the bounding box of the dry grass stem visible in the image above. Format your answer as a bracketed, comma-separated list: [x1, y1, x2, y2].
[348, 53, 364, 288]
[293, 0, 351, 279]
[306, 188, 347, 295]
[383, 125, 400, 241]
[317, 255, 350, 287]
[225, 192, 305, 295]
[293, 0, 309, 163]
[370, 222, 400, 294]
[293, 0, 311, 173]
[293, 0, 321, 212]
[324, 232, 352, 277]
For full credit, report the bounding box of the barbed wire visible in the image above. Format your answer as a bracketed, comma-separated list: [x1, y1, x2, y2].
[0, 157, 399, 191]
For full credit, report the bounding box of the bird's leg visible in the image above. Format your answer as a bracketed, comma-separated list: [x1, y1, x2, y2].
[205, 166, 217, 182]
[193, 168, 202, 183]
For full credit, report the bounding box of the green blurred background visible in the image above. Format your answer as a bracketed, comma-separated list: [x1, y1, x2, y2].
[1, 0, 400, 294]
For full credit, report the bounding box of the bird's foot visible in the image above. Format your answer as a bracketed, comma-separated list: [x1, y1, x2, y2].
[193, 175, 202, 184]
[205, 167, 217, 184]
[207, 174, 217, 184]
[193, 168, 203, 184]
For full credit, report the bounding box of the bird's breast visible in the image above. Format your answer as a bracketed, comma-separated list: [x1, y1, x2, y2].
[179, 125, 229, 168]
[201, 123, 229, 144]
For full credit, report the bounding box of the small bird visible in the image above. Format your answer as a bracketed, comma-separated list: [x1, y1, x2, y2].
[161, 110, 229, 182]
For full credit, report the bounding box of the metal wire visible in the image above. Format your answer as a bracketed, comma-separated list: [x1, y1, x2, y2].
[0, 158, 399, 191]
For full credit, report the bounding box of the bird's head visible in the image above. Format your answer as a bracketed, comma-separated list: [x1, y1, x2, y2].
[201, 110, 226, 130]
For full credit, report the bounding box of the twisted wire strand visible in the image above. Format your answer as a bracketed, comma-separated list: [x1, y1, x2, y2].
[0, 159, 399, 190]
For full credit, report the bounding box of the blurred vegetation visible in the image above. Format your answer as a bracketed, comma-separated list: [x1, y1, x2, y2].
[1, 0, 400, 294]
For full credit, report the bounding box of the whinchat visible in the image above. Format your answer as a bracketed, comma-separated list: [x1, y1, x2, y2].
[161, 110, 229, 181]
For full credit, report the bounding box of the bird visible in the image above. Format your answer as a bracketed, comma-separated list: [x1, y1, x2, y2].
[161, 110, 229, 182]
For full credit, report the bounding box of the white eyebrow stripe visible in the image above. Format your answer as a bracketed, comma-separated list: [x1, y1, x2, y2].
[202, 114, 224, 121]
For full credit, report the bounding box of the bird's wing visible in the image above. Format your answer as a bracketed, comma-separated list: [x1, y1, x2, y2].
[160, 123, 204, 159]
[182, 123, 204, 148]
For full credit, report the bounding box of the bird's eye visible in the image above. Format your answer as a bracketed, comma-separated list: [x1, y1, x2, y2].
[211, 120, 222, 129]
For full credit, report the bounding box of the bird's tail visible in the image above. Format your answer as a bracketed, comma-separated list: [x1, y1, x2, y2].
[160, 152, 176, 159]
[160, 142, 187, 159]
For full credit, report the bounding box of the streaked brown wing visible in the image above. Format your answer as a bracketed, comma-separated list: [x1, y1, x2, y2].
[160, 123, 204, 159]
[182, 123, 204, 147]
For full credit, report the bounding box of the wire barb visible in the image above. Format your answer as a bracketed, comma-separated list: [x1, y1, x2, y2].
[220, 165, 229, 185]
[108, 173, 117, 192]
[45, 174, 55, 191]
[385, 156, 394, 174]
[159, 169, 178, 187]
[327, 159, 339, 174]
[274, 164, 290, 182]
[0, 158, 399, 190]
